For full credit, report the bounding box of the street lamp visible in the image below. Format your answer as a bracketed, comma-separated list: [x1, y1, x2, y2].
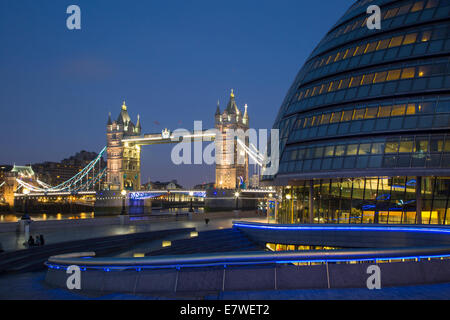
[21, 188, 31, 220]
[235, 191, 240, 211]
[120, 190, 127, 215]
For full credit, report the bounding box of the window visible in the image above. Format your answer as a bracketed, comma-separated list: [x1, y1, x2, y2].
[339, 78, 351, 90]
[378, 106, 392, 118]
[359, 143, 371, 155]
[403, 33, 418, 45]
[372, 142, 385, 154]
[324, 146, 335, 157]
[399, 140, 414, 153]
[349, 75, 363, 87]
[415, 139, 429, 153]
[361, 73, 375, 85]
[335, 145, 346, 156]
[365, 42, 378, 53]
[365, 107, 378, 119]
[411, 1, 424, 12]
[406, 103, 417, 115]
[354, 45, 366, 56]
[374, 71, 388, 83]
[377, 39, 390, 50]
[387, 69, 401, 81]
[401, 67, 415, 79]
[321, 113, 331, 125]
[353, 108, 365, 120]
[385, 8, 399, 19]
[397, 4, 412, 15]
[391, 104, 406, 116]
[385, 142, 399, 153]
[330, 112, 341, 123]
[426, 0, 439, 8]
[342, 110, 353, 122]
[418, 65, 431, 77]
[389, 36, 404, 48]
[421, 31, 432, 42]
[346, 144, 359, 156]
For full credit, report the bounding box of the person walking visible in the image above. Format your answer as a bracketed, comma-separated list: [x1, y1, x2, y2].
[39, 234, 45, 246]
[27, 235, 35, 247]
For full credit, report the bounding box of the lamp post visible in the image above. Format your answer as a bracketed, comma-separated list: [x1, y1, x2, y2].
[120, 190, 127, 215]
[234, 191, 240, 211]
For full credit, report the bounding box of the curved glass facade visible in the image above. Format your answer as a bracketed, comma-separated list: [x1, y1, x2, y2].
[269, 0, 450, 225]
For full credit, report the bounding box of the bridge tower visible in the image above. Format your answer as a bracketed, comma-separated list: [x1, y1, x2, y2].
[106, 101, 142, 191]
[215, 90, 249, 189]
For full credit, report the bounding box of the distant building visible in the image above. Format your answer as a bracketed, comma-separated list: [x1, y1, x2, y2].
[193, 182, 215, 190]
[142, 180, 183, 190]
[32, 151, 106, 187]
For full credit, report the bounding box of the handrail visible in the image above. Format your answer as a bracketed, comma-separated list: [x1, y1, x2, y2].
[46, 245, 450, 271]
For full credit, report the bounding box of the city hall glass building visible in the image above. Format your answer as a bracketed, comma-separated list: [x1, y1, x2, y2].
[268, 0, 450, 225]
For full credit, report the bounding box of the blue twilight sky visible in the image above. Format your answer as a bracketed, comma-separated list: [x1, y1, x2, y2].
[0, 0, 352, 188]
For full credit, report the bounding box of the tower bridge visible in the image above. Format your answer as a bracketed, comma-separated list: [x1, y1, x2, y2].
[10, 90, 272, 212]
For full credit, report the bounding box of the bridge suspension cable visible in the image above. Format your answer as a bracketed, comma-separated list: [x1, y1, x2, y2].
[16, 147, 106, 195]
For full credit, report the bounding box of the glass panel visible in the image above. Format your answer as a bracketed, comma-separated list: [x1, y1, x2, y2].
[387, 69, 401, 81]
[401, 67, 416, 79]
[365, 107, 379, 119]
[378, 105, 392, 118]
[403, 33, 418, 45]
[389, 35, 404, 48]
[346, 144, 359, 156]
[353, 108, 365, 120]
[385, 141, 399, 153]
[361, 73, 375, 85]
[391, 104, 406, 116]
[374, 71, 388, 83]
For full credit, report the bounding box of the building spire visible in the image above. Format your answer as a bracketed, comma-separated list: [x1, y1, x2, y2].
[107, 112, 112, 125]
[122, 101, 127, 111]
[136, 114, 141, 129]
[216, 100, 221, 115]
[230, 89, 235, 98]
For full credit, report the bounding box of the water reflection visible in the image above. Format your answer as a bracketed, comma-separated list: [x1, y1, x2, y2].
[0, 207, 204, 222]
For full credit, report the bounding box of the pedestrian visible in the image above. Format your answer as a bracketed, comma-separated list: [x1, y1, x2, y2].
[35, 235, 41, 246]
[39, 234, 45, 246]
[27, 235, 35, 247]
[205, 218, 210, 225]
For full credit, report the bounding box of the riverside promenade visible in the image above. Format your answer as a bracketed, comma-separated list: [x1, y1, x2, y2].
[0, 211, 264, 252]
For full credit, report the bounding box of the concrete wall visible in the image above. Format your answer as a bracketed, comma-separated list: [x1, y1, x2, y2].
[45, 259, 450, 294]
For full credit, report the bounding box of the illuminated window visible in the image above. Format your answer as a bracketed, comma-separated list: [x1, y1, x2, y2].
[329, 81, 340, 92]
[387, 69, 401, 81]
[353, 108, 365, 120]
[403, 33, 418, 45]
[335, 145, 346, 156]
[361, 73, 375, 85]
[324, 146, 335, 157]
[421, 31, 432, 42]
[399, 140, 414, 153]
[411, 1, 425, 12]
[391, 104, 406, 116]
[401, 67, 416, 79]
[418, 65, 431, 77]
[354, 45, 366, 56]
[365, 107, 378, 119]
[330, 112, 342, 123]
[341, 110, 353, 122]
[334, 51, 343, 62]
[373, 71, 388, 83]
[372, 143, 385, 154]
[389, 36, 404, 48]
[378, 106, 392, 118]
[385, 142, 399, 154]
[304, 89, 311, 98]
[365, 42, 378, 53]
[385, 8, 399, 19]
[349, 75, 363, 87]
[338, 78, 351, 90]
[415, 139, 429, 153]
[406, 104, 416, 115]
[321, 113, 331, 125]
[376, 39, 390, 50]
[346, 144, 359, 156]
[359, 144, 371, 155]
[343, 47, 356, 59]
